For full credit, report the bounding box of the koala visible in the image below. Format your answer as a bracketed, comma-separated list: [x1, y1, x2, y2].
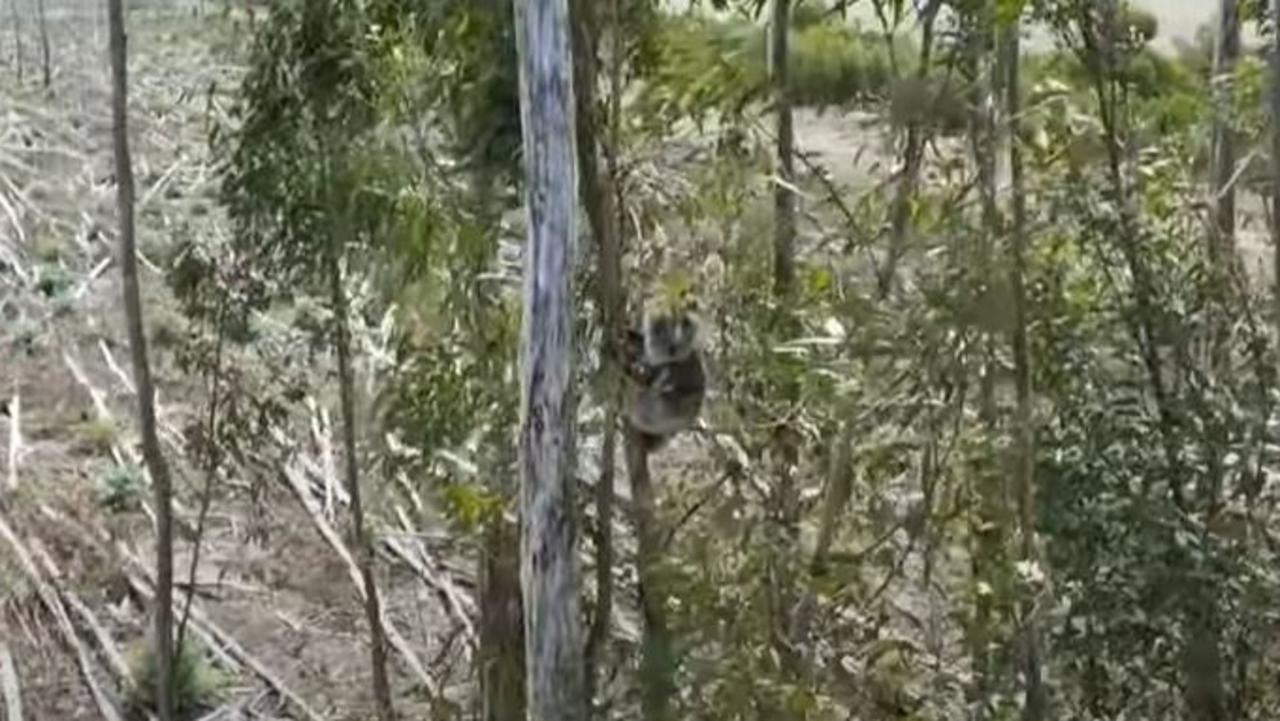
[623, 304, 706, 452]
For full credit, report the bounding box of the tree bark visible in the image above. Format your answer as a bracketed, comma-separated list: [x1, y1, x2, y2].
[1271, 0, 1280, 345]
[1004, 18, 1046, 721]
[770, 0, 795, 297]
[107, 0, 172, 716]
[570, 0, 624, 710]
[967, 8, 1003, 715]
[626, 432, 674, 721]
[1208, 0, 1240, 375]
[479, 516, 527, 721]
[512, 0, 587, 718]
[326, 225, 395, 721]
[1210, 0, 1239, 266]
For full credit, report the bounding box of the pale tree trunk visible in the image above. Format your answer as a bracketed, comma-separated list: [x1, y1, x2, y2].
[770, 0, 795, 296]
[325, 157, 395, 721]
[107, 0, 173, 717]
[1003, 18, 1045, 721]
[1271, 0, 1280, 344]
[512, 0, 587, 719]
[34, 0, 46, 86]
[571, 0, 624, 710]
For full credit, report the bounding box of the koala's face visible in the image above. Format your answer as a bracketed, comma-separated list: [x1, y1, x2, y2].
[644, 311, 698, 364]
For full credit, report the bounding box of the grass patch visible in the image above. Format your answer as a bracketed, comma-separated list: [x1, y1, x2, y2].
[96, 463, 145, 513]
[128, 634, 227, 717]
[77, 418, 122, 456]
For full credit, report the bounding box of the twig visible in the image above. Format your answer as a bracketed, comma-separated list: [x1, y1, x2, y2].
[0, 643, 21, 721]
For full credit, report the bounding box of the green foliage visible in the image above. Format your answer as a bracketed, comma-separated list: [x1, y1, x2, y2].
[216, 0, 380, 293]
[128, 635, 227, 716]
[35, 263, 70, 298]
[637, 10, 920, 124]
[97, 464, 145, 513]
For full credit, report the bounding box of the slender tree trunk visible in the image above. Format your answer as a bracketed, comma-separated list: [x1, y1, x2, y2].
[626, 434, 674, 721]
[967, 8, 1003, 714]
[33, 0, 46, 87]
[770, 0, 795, 296]
[878, 0, 942, 299]
[479, 514, 527, 721]
[512, 0, 587, 718]
[1271, 0, 1280, 344]
[571, 0, 624, 710]
[1210, 0, 1239, 266]
[811, 423, 852, 573]
[1004, 18, 1046, 721]
[1208, 0, 1240, 374]
[326, 196, 395, 721]
[470, 175, 527, 721]
[107, 1, 173, 717]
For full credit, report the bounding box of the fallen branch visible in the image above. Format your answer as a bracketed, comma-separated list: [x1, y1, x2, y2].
[0, 513, 125, 721]
[381, 535, 476, 646]
[281, 462, 440, 699]
[0, 642, 21, 721]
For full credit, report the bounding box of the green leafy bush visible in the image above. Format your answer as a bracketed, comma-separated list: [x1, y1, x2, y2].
[128, 635, 227, 716]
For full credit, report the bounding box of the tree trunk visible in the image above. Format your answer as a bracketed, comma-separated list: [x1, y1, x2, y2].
[1004, 18, 1046, 721]
[962, 6, 1008, 715]
[479, 516, 527, 721]
[1208, 0, 1240, 374]
[626, 432, 674, 721]
[1271, 0, 1280, 345]
[512, 0, 587, 718]
[570, 0, 624, 710]
[34, 0, 46, 87]
[1210, 0, 1239, 266]
[326, 187, 395, 721]
[770, 0, 795, 296]
[106, 0, 173, 716]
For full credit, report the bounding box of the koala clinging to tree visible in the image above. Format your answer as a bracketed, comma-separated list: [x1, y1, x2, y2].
[623, 282, 706, 452]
